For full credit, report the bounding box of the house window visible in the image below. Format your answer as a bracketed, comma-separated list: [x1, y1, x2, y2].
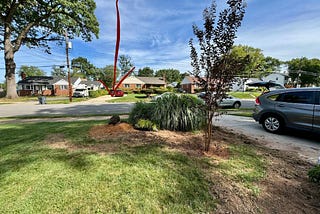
[124, 84, 130, 88]
[136, 84, 141, 88]
[59, 85, 68, 90]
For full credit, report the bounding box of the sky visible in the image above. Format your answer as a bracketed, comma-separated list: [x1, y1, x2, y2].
[1, 0, 320, 83]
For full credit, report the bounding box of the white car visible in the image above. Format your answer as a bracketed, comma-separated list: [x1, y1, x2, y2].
[198, 92, 241, 109]
[73, 88, 89, 97]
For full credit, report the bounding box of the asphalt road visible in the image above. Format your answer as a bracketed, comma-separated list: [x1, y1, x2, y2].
[215, 115, 320, 164]
[0, 101, 135, 117]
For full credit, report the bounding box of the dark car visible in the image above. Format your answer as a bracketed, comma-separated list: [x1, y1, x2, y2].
[253, 87, 320, 133]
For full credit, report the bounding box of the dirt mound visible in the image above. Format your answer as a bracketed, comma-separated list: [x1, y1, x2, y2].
[89, 122, 138, 139]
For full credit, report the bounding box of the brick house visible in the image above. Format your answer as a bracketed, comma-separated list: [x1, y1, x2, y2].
[180, 76, 203, 93]
[118, 76, 166, 89]
[17, 76, 82, 96]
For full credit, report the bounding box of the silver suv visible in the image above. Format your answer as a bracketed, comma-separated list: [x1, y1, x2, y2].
[253, 87, 320, 133]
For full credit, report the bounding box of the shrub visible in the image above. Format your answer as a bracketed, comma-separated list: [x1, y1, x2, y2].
[153, 93, 205, 132]
[128, 101, 155, 125]
[89, 89, 108, 98]
[308, 165, 320, 183]
[135, 119, 158, 131]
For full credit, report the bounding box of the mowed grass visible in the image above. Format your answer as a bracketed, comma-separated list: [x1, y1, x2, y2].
[106, 93, 152, 103]
[0, 120, 266, 213]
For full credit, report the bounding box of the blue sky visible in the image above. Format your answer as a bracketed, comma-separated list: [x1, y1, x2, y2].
[1, 0, 320, 83]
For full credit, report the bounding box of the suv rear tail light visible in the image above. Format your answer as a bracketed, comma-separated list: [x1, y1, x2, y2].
[255, 97, 261, 105]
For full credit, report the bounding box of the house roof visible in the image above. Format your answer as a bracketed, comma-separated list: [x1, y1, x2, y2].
[17, 76, 80, 85]
[120, 76, 145, 84]
[18, 76, 54, 85]
[136, 77, 166, 85]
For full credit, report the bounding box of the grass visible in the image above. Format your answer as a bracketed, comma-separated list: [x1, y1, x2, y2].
[0, 96, 88, 104]
[0, 120, 266, 213]
[229, 91, 261, 99]
[106, 93, 152, 103]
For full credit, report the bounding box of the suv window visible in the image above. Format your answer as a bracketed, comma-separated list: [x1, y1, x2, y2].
[277, 91, 314, 104]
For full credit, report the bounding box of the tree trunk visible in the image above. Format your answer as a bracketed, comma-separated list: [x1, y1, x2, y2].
[4, 26, 18, 99]
[5, 52, 18, 99]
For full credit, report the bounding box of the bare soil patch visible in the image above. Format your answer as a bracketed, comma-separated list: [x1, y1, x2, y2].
[48, 123, 320, 213]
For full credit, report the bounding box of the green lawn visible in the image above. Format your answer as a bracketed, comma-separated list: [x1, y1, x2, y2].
[229, 91, 261, 99]
[106, 94, 152, 103]
[0, 120, 266, 213]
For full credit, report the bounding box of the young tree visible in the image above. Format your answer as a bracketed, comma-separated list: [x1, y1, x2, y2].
[189, 0, 246, 152]
[138, 67, 154, 77]
[0, 0, 99, 98]
[18, 65, 45, 77]
[118, 55, 134, 76]
[155, 69, 181, 83]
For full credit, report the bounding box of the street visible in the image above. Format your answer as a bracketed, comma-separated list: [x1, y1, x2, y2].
[0, 101, 135, 117]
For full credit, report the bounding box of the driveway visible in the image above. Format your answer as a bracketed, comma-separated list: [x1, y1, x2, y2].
[215, 115, 320, 164]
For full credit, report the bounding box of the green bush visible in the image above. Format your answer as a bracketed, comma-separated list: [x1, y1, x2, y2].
[89, 89, 108, 98]
[135, 119, 158, 131]
[153, 93, 205, 132]
[308, 165, 320, 183]
[128, 102, 155, 125]
[153, 87, 168, 94]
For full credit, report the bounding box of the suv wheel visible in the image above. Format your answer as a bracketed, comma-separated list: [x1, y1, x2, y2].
[262, 115, 283, 133]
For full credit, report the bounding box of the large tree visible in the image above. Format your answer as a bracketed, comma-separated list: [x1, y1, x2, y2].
[155, 69, 181, 83]
[137, 67, 154, 77]
[118, 54, 134, 77]
[230, 45, 281, 78]
[189, 0, 246, 152]
[51, 65, 66, 77]
[71, 57, 96, 79]
[96, 65, 120, 88]
[0, 0, 99, 98]
[287, 57, 320, 86]
[18, 65, 45, 77]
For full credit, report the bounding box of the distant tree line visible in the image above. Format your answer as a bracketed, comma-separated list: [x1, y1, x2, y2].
[16, 49, 320, 88]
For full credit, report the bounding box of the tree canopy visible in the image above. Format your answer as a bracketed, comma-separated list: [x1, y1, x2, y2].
[118, 55, 134, 77]
[1, 0, 99, 98]
[287, 57, 320, 86]
[230, 45, 282, 78]
[51, 65, 66, 77]
[71, 57, 97, 79]
[96, 65, 119, 88]
[18, 65, 45, 77]
[155, 69, 181, 83]
[137, 67, 154, 77]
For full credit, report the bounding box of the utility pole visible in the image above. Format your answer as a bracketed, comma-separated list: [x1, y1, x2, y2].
[65, 30, 72, 102]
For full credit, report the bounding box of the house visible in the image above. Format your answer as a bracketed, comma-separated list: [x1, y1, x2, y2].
[180, 76, 203, 93]
[118, 76, 145, 89]
[262, 73, 289, 86]
[17, 76, 83, 96]
[118, 76, 166, 89]
[136, 77, 166, 88]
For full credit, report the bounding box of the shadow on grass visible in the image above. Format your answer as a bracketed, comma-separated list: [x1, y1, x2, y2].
[0, 121, 216, 212]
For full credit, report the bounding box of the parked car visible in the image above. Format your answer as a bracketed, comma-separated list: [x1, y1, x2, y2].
[151, 92, 173, 101]
[253, 87, 320, 133]
[109, 90, 124, 97]
[198, 92, 241, 109]
[73, 88, 89, 97]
